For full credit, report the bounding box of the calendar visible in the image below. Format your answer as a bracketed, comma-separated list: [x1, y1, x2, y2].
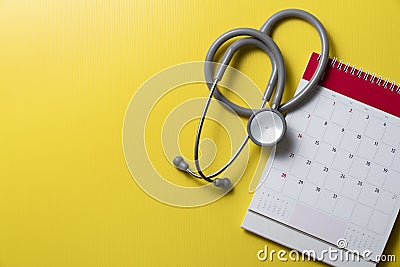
[242, 53, 400, 266]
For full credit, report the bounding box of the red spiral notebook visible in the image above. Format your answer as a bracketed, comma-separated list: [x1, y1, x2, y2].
[242, 52, 400, 266]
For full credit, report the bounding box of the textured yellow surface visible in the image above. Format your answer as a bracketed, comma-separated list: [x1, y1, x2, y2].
[0, 0, 399, 266]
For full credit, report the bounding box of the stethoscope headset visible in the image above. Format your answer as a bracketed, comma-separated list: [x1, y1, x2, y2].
[173, 9, 329, 188]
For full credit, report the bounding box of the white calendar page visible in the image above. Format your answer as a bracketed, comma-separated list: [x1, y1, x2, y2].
[242, 53, 400, 265]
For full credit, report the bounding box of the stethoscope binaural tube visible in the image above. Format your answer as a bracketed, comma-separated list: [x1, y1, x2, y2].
[173, 9, 329, 188]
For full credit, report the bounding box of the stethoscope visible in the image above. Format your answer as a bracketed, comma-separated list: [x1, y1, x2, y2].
[173, 9, 329, 188]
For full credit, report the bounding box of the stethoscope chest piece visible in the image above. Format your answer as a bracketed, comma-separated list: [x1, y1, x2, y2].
[247, 108, 286, 146]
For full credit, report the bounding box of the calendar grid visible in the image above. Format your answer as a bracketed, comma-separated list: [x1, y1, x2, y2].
[246, 54, 400, 261]
[298, 96, 399, 150]
[262, 82, 400, 239]
[296, 94, 400, 196]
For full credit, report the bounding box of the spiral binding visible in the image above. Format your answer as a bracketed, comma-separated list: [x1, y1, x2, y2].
[317, 55, 399, 93]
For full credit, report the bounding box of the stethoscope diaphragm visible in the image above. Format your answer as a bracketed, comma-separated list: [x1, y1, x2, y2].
[247, 108, 287, 146]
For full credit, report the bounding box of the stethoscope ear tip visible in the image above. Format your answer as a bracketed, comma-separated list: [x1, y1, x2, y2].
[173, 155, 189, 171]
[213, 178, 232, 188]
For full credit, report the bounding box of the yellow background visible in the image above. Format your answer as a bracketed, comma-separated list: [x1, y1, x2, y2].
[0, 0, 399, 266]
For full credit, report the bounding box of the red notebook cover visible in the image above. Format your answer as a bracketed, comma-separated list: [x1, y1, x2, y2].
[302, 52, 400, 118]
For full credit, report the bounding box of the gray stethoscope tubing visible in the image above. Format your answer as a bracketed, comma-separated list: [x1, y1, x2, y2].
[204, 9, 329, 115]
[174, 9, 329, 187]
[194, 37, 279, 182]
